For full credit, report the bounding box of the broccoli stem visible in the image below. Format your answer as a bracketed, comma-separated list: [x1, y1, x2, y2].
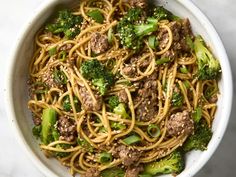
[41, 108, 57, 145]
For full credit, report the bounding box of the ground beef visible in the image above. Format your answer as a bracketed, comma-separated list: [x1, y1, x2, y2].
[125, 165, 144, 177]
[33, 116, 41, 126]
[129, 0, 147, 9]
[134, 72, 158, 121]
[118, 90, 128, 104]
[41, 68, 63, 88]
[79, 87, 103, 111]
[157, 19, 193, 55]
[169, 21, 182, 42]
[181, 18, 193, 37]
[112, 145, 141, 166]
[57, 116, 77, 142]
[167, 110, 194, 137]
[81, 168, 100, 177]
[209, 95, 218, 103]
[122, 65, 136, 77]
[139, 58, 151, 68]
[157, 28, 169, 50]
[161, 49, 177, 61]
[90, 33, 109, 54]
[59, 43, 73, 51]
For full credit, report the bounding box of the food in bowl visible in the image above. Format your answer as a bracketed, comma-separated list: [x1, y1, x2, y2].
[27, 0, 221, 176]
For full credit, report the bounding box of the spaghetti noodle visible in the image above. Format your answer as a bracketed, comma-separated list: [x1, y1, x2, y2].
[28, 0, 221, 176]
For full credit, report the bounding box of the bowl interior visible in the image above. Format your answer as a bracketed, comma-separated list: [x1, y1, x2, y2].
[8, 0, 232, 177]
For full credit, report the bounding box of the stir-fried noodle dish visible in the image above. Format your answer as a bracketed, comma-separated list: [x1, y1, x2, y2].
[28, 0, 221, 176]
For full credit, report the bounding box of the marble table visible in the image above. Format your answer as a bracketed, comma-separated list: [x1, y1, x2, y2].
[0, 0, 235, 176]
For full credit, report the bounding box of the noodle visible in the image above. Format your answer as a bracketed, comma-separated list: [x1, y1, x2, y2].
[28, 0, 220, 176]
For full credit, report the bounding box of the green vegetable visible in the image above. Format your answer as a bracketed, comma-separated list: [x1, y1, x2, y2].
[48, 47, 57, 56]
[53, 69, 67, 85]
[77, 138, 94, 152]
[108, 28, 114, 44]
[123, 134, 141, 145]
[92, 78, 109, 95]
[192, 107, 202, 123]
[183, 80, 190, 89]
[101, 167, 125, 177]
[186, 35, 194, 51]
[194, 35, 221, 80]
[151, 6, 176, 21]
[41, 108, 57, 145]
[117, 8, 158, 51]
[88, 9, 104, 23]
[99, 127, 107, 133]
[63, 95, 81, 112]
[52, 128, 60, 140]
[204, 86, 217, 99]
[114, 103, 129, 119]
[156, 57, 171, 65]
[180, 66, 189, 74]
[108, 96, 120, 110]
[134, 18, 158, 37]
[46, 10, 83, 39]
[139, 174, 153, 177]
[183, 120, 212, 152]
[171, 91, 183, 107]
[143, 150, 185, 175]
[148, 35, 158, 49]
[111, 121, 126, 130]
[32, 125, 42, 139]
[99, 152, 113, 163]
[147, 124, 161, 138]
[54, 143, 71, 158]
[58, 51, 67, 61]
[80, 59, 115, 95]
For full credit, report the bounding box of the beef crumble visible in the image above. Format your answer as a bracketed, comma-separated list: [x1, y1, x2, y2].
[112, 145, 141, 166]
[157, 19, 193, 57]
[125, 165, 144, 177]
[81, 167, 100, 177]
[134, 72, 158, 121]
[129, 0, 147, 9]
[90, 33, 109, 54]
[167, 110, 194, 137]
[118, 89, 128, 104]
[57, 116, 77, 142]
[79, 87, 103, 111]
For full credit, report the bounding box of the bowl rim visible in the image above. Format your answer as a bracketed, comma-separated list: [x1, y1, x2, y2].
[4, 0, 233, 177]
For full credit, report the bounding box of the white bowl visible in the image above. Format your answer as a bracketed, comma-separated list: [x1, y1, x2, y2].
[5, 0, 233, 176]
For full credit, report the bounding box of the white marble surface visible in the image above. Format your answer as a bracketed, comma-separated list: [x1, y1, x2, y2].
[0, 0, 235, 177]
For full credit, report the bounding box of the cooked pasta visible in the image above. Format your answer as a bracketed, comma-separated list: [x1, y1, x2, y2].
[28, 0, 221, 176]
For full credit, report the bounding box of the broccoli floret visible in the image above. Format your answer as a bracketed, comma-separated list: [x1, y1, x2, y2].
[183, 120, 213, 152]
[117, 8, 158, 51]
[108, 96, 120, 110]
[114, 103, 129, 119]
[171, 91, 183, 107]
[46, 10, 83, 39]
[63, 95, 81, 112]
[32, 125, 42, 139]
[151, 6, 176, 21]
[101, 167, 125, 177]
[92, 78, 109, 95]
[80, 59, 115, 95]
[54, 144, 71, 158]
[77, 138, 94, 152]
[194, 35, 221, 80]
[134, 18, 158, 37]
[143, 149, 185, 175]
